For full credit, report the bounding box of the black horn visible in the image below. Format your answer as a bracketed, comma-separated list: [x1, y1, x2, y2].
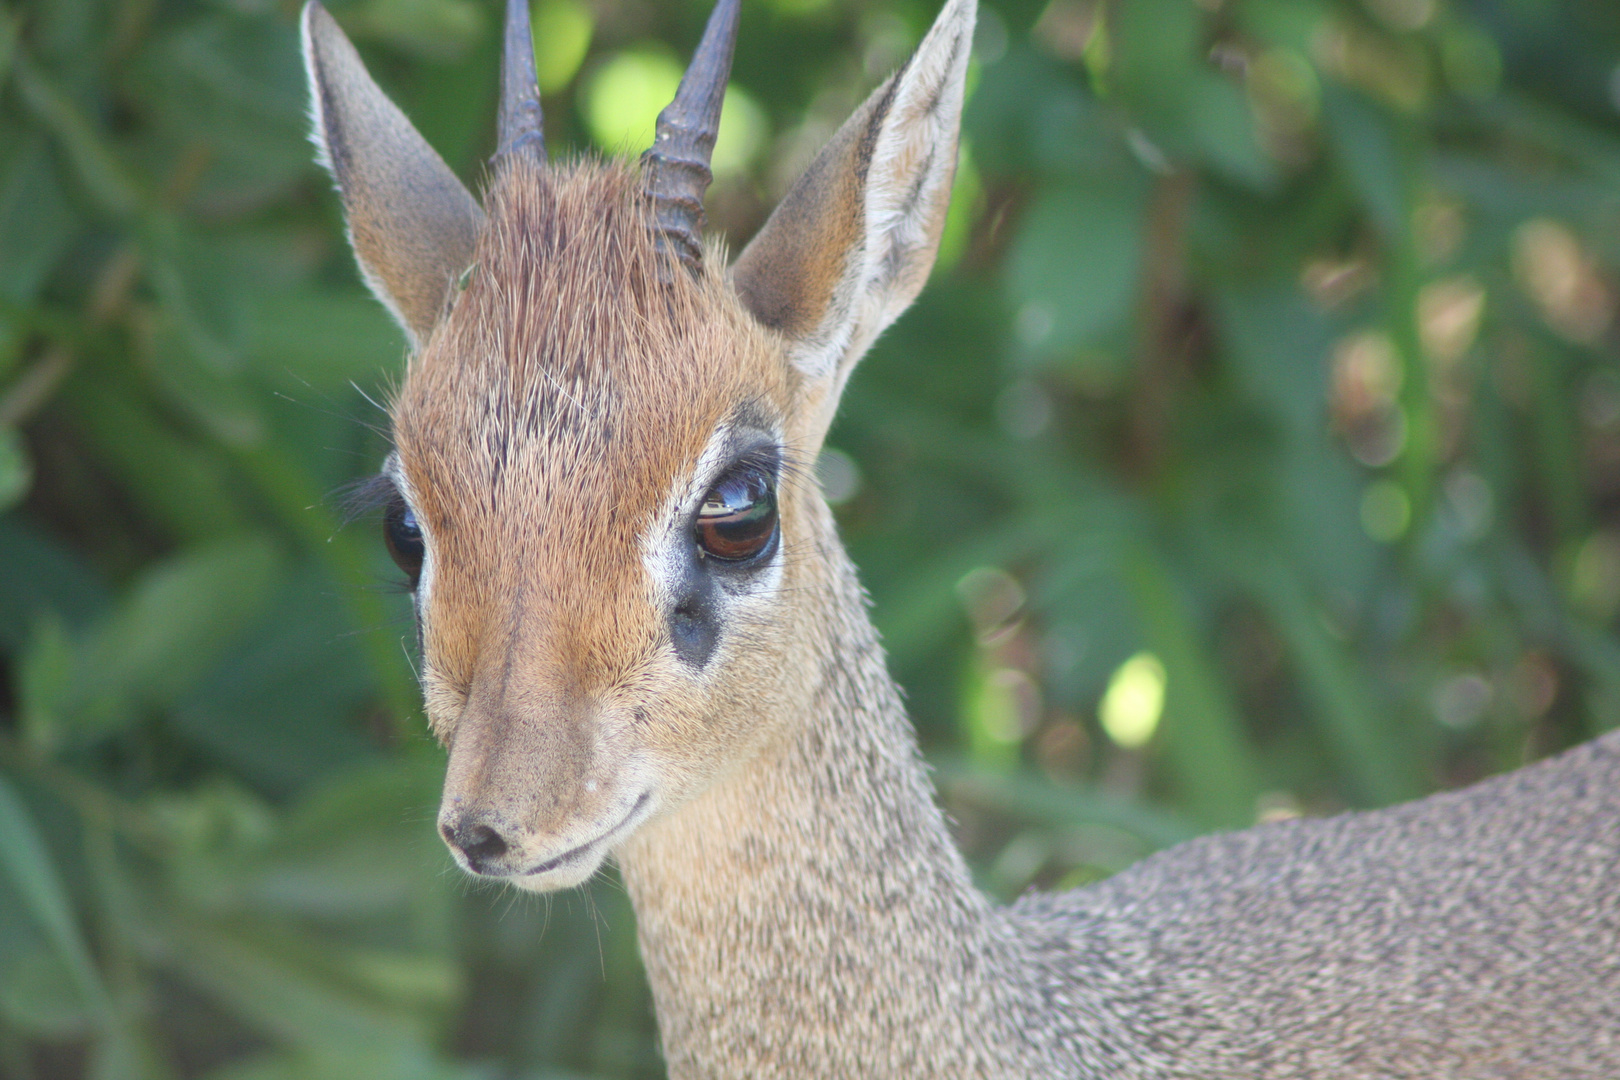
[641, 0, 741, 268]
[495, 0, 545, 161]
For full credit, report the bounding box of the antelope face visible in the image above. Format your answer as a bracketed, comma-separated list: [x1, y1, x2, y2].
[302, 0, 973, 890]
[387, 164, 817, 889]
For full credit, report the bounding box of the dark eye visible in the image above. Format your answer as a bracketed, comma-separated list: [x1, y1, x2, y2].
[384, 496, 425, 588]
[696, 466, 778, 563]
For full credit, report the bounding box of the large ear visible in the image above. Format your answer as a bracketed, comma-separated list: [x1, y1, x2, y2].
[301, 1, 484, 349]
[732, 0, 974, 409]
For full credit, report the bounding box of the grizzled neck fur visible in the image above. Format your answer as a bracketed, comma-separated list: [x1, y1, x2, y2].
[614, 498, 1042, 1080]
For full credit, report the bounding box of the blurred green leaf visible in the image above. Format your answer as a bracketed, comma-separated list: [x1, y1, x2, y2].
[234, 759, 448, 919]
[0, 10, 18, 87]
[1236, 0, 1334, 53]
[345, 0, 487, 62]
[0, 943, 93, 1038]
[1122, 548, 1263, 827]
[343, 950, 461, 1011]
[968, 46, 1117, 179]
[1188, 75, 1277, 191]
[0, 134, 77, 305]
[156, 918, 442, 1066]
[0, 776, 113, 1026]
[1005, 180, 1146, 359]
[171, 566, 379, 794]
[0, 425, 30, 511]
[28, 537, 281, 749]
[1321, 84, 1408, 242]
[64, 371, 256, 543]
[534, 0, 594, 93]
[126, 15, 312, 207]
[0, 518, 105, 650]
[1214, 288, 1376, 600]
[17, 612, 74, 750]
[936, 757, 1197, 849]
[82, 536, 279, 706]
[13, 52, 142, 219]
[246, 289, 405, 392]
[145, 342, 268, 448]
[1251, 565, 1424, 805]
[1112, 0, 1274, 188]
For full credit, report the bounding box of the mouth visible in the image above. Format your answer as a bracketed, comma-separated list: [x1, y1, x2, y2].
[518, 790, 651, 877]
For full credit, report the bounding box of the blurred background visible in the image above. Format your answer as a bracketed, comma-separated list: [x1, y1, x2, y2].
[2, 0, 1619, 1076]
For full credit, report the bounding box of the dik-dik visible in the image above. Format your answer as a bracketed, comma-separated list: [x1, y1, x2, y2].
[301, 0, 1620, 1074]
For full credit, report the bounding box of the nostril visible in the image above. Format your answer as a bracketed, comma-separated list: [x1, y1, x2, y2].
[444, 819, 511, 870]
[461, 824, 508, 861]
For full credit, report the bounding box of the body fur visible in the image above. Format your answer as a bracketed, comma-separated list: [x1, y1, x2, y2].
[622, 503, 1620, 1078]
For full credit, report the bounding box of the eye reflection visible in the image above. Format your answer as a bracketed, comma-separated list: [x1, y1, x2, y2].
[384, 496, 425, 588]
[696, 466, 777, 562]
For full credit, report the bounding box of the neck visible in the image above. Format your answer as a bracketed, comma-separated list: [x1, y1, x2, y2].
[616, 533, 1031, 1079]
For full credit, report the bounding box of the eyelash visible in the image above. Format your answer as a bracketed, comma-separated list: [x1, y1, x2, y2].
[337, 471, 400, 525]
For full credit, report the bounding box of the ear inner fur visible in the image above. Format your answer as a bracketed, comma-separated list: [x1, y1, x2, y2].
[301, 1, 484, 347]
[731, 0, 971, 397]
[731, 75, 898, 338]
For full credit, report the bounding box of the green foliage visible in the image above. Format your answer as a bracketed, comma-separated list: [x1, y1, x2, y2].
[3, 0, 1619, 1076]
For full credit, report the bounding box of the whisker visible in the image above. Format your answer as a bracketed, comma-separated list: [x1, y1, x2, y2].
[349, 378, 390, 417]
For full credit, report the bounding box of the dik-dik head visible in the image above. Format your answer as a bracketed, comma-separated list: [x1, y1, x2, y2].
[303, 0, 974, 890]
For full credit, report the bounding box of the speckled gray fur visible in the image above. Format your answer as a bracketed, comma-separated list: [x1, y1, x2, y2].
[620, 522, 1620, 1079]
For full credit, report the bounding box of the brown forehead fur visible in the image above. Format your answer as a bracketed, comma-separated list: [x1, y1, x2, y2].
[391, 156, 795, 708]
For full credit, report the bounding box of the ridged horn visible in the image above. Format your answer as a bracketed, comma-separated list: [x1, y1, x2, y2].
[641, 0, 741, 268]
[495, 0, 545, 161]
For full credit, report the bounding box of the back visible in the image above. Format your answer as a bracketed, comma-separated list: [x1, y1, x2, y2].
[1009, 731, 1620, 1079]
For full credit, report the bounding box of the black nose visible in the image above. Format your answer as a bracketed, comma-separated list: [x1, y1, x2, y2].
[442, 818, 512, 873]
